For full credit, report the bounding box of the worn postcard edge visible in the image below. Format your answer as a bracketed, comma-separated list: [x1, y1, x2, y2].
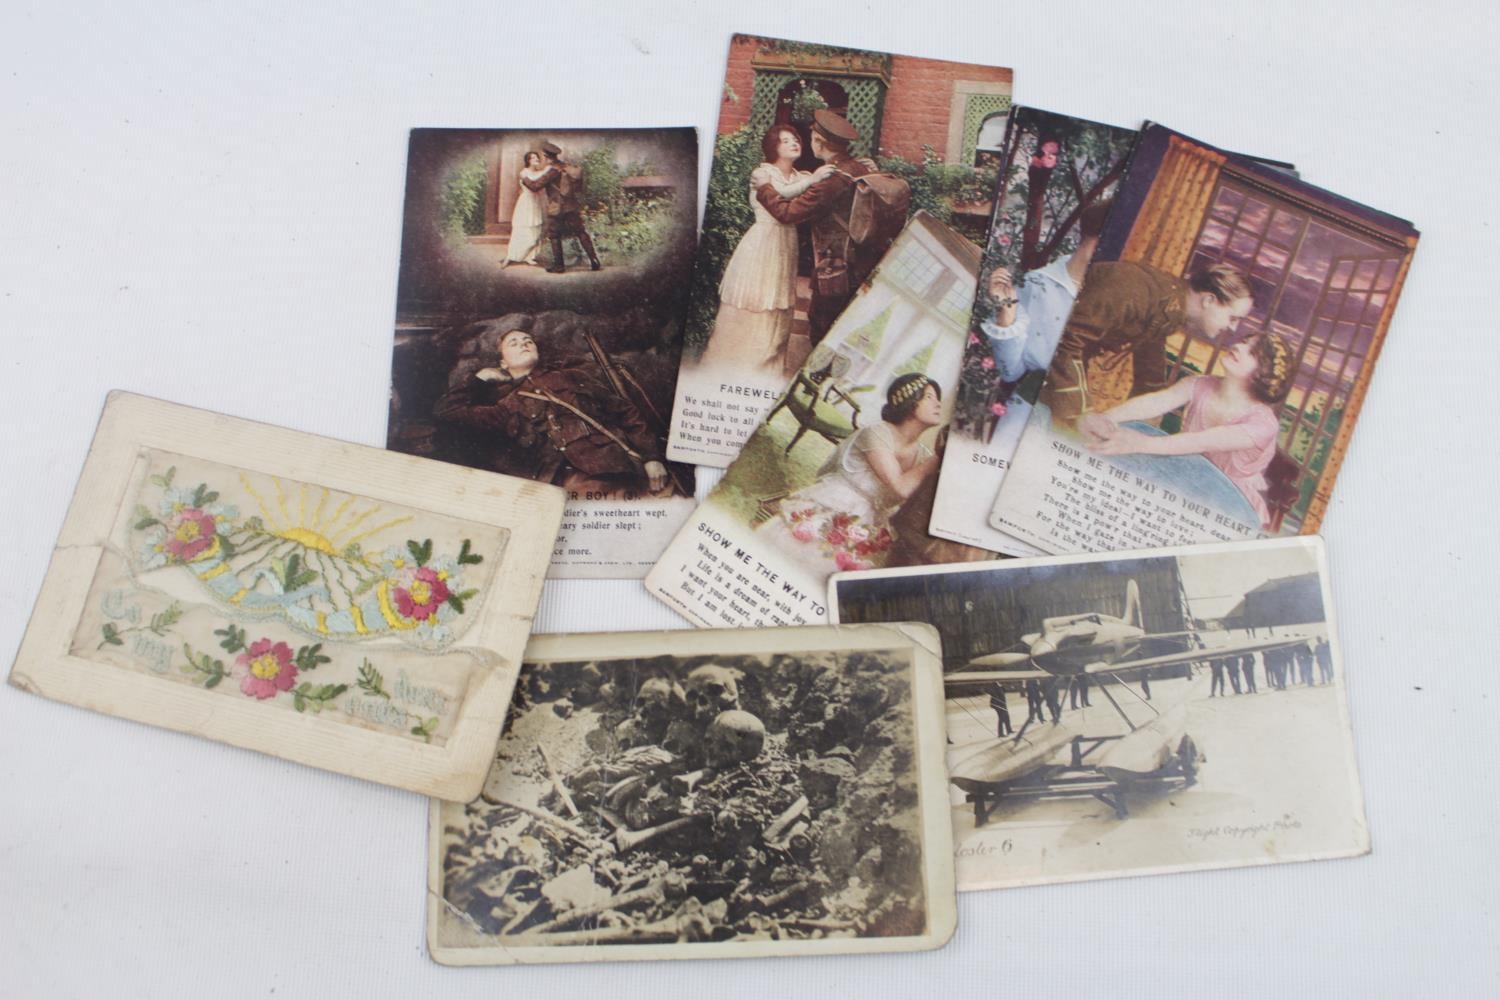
[425, 622, 956, 965]
[8, 391, 565, 801]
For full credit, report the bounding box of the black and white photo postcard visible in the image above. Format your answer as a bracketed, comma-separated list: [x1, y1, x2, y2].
[386, 128, 699, 578]
[427, 624, 955, 964]
[829, 536, 1367, 890]
[8, 393, 564, 800]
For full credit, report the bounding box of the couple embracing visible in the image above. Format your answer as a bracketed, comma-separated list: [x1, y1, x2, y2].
[503, 140, 601, 273]
[700, 110, 908, 373]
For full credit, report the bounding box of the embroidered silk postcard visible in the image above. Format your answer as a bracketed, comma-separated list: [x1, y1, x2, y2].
[428, 624, 954, 964]
[647, 212, 997, 631]
[829, 536, 1368, 891]
[989, 124, 1419, 555]
[927, 108, 1139, 556]
[387, 128, 699, 579]
[665, 34, 1013, 468]
[9, 392, 563, 800]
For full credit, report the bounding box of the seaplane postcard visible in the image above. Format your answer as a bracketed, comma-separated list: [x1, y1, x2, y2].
[8, 392, 563, 800]
[927, 107, 1139, 557]
[665, 33, 1012, 469]
[829, 536, 1368, 891]
[989, 123, 1418, 556]
[428, 625, 955, 964]
[646, 212, 999, 631]
[386, 127, 699, 579]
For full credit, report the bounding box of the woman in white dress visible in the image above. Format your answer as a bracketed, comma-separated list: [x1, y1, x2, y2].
[503, 151, 548, 267]
[770, 373, 944, 572]
[698, 124, 836, 373]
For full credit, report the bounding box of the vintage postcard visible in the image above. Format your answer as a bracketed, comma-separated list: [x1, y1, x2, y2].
[989, 123, 1419, 554]
[387, 128, 699, 578]
[665, 34, 1013, 468]
[428, 624, 954, 964]
[928, 108, 1140, 556]
[9, 392, 563, 800]
[829, 536, 1366, 890]
[647, 212, 998, 630]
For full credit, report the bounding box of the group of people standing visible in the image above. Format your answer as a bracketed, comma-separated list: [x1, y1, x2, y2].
[1210, 639, 1333, 696]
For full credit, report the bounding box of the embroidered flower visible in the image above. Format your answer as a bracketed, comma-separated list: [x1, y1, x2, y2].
[791, 523, 816, 543]
[233, 639, 298, 700]
[968, 333, 981, 346]
[980, 356, 995, 371]
[991, 402, 1008, 418]
[392, 566, 452, 623]
[163, 508, 218, 561]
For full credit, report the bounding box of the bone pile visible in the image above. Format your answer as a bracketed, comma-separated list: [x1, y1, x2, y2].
[439, 652, 927, 944]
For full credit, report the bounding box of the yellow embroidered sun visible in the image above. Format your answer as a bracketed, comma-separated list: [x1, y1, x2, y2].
[238, 473, 412, 565]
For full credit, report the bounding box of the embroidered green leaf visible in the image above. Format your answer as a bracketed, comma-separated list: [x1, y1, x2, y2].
[446, 588, 479, 615]
[351, 572, 381, 597]
[342, 542, 364, 561]
[149, 466, 176, 489]
[292, 682, 348, 714]
[99, 623, 124, 649]
[275, 554, 319, 592]
[294, 643, 331, 672]
[357, 659, 390, 699]
[410, 716, 439, 743]
[214, 624, 246, 653]
[148, 603, 183, 635]
[217, 535, 238, 558]
[181, 643, 227, 688]
[133, 504, 161, 530]
[406, 538, 433, 567]
[457, 539, 483, 565]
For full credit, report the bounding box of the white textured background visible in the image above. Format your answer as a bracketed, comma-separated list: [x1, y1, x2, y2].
[2, 1, 1496, 996]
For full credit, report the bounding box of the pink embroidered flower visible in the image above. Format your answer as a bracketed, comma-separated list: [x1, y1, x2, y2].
[233, 639, 297, 700]
[980, 356, 995, 370]
[164, 508, 217, 561]
[393, 566, 451, 622]
[825, 527, 847, 547]
[791, 523, 816, 543]
[967, 333, 981, 346]
[846, 525, 870, 544]
[998, 234, 1012, 247]
[990, 402, 1008, 418]
[834, 551, 870, 572]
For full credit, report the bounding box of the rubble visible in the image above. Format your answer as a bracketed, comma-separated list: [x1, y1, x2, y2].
[441, 652, 927, 944]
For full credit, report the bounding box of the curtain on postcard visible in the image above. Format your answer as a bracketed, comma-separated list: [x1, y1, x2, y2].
[1121, 136, 1227, 271]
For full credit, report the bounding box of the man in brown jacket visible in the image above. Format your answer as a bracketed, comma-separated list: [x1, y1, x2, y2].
[1040, 260, 1253, 429]
[433, 329, 667, 494]
[753, 110, 880, 346]
[534, 141, 601, 273]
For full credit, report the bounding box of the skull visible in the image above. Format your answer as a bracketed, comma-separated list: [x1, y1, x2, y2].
[703, 710, 766, 769]
[684, 665, 740, 725]
[632, 678, 675, 728]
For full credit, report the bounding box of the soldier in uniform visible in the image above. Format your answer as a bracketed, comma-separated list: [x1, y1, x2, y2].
[989, 684, 1012, 737]
[534, 140, 601, 273]
[433, 328, 668, 495]
[1045, 261, 1255, 430]
[753, 110, 886, 347]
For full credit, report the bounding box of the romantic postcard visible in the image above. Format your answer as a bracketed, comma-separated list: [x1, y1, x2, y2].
[8, 392, 563, 800]
[927, 108, 1140, 556]
[988, 124, 1419, 554]
[646, 212, 996, 630]
[386, 128, 699, 579]
[428, 624, 954, 964]
[828, 536, 1368, 891]
[664, 34, 1013, 468]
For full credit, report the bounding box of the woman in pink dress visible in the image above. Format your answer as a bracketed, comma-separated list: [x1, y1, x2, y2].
[1079, 333, 1292, 527]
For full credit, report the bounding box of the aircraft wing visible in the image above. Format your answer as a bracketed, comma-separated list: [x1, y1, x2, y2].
[1082, 634, 1313, 676]
[945, 668, 1051, 687]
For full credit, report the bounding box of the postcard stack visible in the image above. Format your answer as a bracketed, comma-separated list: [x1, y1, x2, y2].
[9, 32, 1414, 967]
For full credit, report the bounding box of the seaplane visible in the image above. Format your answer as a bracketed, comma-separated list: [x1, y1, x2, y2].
[944, 581, 1310, 823]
